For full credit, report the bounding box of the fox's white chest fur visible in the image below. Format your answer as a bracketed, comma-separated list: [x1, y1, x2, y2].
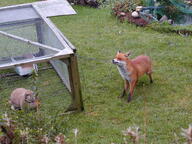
[117, 63, 131, 82]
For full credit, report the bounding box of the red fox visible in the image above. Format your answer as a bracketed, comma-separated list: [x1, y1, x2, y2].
[112, 51, 153, 102]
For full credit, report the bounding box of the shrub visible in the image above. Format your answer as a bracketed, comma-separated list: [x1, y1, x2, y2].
[155, 0, 183, 21]
[112, 0, 149, 26]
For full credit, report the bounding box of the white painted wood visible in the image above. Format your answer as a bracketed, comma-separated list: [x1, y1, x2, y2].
[0, 50, 72, 69]
[0, 5, 40, 24]
[0, 3, 31, 11]
[0, 0, 76, 20]
[33, 0, 76, 17]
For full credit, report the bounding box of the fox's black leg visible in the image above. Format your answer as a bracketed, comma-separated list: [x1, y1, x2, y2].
[119, 89, 126, 98]
[127, 80, 137, 103]
[118, 80, 129, 98]
[148, 73, 153, 83]
[127, 93, 132, 102]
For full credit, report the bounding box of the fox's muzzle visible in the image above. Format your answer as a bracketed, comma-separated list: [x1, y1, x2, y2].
[112, 59, 118, 64]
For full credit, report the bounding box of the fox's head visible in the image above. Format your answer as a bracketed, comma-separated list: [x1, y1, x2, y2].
[112, 51, 131, 66]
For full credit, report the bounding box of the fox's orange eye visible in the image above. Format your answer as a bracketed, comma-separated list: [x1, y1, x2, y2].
[117, 58, 122, 61]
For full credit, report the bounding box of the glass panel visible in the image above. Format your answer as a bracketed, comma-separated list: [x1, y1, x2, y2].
[40, 21, 65, 50]
[0, 19, 59, 65]
[0, 20, 41, 42]
[0, 6, 39, 24]
[50, 59, 71, 91]
[0, 34, 39, 58]
[39, 21, 71, 91]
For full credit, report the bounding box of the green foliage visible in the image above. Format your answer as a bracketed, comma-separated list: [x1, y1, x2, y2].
[157, 0, 183, 20]
[15, 111, 68, 143]
[0, 63, 72, 143]
[112, 1, 138, 13]
[148, 22, 192, 35]
[145, 0, 183, 21]
[100, 0, 143, 8]
[0, 111, 69, 143]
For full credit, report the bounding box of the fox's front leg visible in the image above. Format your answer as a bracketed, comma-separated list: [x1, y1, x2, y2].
[119, 80, 129, 98]
[128, 80, 137, 102]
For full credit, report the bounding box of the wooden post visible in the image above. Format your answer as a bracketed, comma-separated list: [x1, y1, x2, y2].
[66, 54, 84, 112]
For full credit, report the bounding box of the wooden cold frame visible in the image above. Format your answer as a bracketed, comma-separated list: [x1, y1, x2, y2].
[0, 2, 84, 112]
[33, 4, 84, 112]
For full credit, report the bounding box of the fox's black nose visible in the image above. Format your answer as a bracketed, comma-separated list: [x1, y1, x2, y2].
[112, 59, 117, 64]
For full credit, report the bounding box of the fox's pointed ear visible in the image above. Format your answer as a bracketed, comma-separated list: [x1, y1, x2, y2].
[117, 50, 121, 54]
[125, 51, 131, 57]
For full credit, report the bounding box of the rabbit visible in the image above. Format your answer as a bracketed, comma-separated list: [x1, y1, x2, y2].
[9, 88, 39, 110]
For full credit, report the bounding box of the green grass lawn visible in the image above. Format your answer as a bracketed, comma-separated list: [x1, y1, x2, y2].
[1, 1, 192, 143]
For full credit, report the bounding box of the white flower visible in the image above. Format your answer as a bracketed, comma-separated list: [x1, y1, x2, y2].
[41, 135, 49, 144]
[73, 128, 79, 144]
[2, 113, 11, 126]
[73, 128, 79, 138]
[122, 126, 140, 144]
[181, 124, 192, 142]
[20, 128, 29, 137]
[55, 133, 65, 144]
